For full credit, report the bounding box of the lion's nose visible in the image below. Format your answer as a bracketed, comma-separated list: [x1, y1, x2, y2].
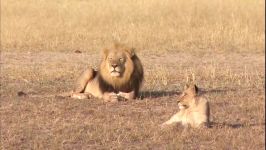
[112, 64, 118, 68]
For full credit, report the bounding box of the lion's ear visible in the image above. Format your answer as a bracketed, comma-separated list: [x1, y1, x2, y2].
[188, 84, 198, 95]
[126, 48, 135, 58]
[184, 83, 189, 90]
[102, 48, 109, 59]
[184, 83, 198, 96]
[192, 84, 198, 94]
[195, 85, 199, 93]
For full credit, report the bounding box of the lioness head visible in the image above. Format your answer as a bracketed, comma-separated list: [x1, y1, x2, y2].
[99, 43, 143, 90]
[177, 84, 198, 109]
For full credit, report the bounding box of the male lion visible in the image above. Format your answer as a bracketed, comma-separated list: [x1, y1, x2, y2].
[162, 84, 210, 128]
[69, 43, 144, 102]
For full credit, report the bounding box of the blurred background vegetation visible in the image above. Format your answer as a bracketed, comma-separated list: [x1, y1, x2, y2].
[1, 0, 265, 53]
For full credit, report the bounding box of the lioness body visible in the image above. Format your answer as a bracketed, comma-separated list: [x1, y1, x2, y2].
[162, 84, 210, 128]
[71, 43, 144, 102]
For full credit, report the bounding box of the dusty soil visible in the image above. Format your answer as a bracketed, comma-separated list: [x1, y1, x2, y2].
[0, 51, 265, 149]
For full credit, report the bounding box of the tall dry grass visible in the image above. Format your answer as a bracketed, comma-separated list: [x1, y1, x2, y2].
[1, 0, 265, 52]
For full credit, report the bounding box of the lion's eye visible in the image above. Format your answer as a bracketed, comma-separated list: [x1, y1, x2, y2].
[119, 58, 124, 62]
[108, 57, 112, 60]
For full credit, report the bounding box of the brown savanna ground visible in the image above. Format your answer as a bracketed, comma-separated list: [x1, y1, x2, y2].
[1, 0, 265, 149]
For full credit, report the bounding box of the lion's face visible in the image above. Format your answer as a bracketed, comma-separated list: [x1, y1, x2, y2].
[177, 84, 198, 109]
[99, 44, 136, 87]
[105, 51, 128, 77]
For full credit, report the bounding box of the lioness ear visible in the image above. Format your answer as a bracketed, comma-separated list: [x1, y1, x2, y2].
[126, 48, 135, 58]
[193, 84, 199, 94]
[184, 83, 189, 90]
[189, 84, 198, 95]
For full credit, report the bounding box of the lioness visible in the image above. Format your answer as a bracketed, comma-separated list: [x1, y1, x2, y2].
[70, 43, 144, 102]
[162, 84, 210, 128]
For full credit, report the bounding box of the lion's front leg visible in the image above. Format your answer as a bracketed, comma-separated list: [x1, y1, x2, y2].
[102, 92, 119, 103]
[73, 67, 96, 93]
[117, 91, 135, 100]
[161, 112, 183, 127]
[71, 92, 93, 99]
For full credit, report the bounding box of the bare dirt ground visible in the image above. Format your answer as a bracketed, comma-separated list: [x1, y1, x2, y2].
[0, 51, 264, 149]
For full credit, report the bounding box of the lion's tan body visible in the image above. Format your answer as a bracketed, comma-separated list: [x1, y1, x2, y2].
[71, 68, 102, 99]
[70, 43, 144, 102]
[162, 84, 210, 128]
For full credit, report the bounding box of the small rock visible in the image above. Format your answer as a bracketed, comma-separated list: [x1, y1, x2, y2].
[74, 50, 82, 53]
[17, 91, 27, 97]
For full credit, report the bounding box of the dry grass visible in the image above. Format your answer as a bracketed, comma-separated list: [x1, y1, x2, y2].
[0, 0, 265, 149]
[1, 51, 265, 149]
[1, 0, 265, 53]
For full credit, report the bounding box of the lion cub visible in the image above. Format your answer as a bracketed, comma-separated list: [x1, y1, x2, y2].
[162, 84, 210, 128]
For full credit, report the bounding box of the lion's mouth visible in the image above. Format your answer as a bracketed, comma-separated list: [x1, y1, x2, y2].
[110, 67, 121, 77]
[178, 103, 188, 109]
[110, 70, 120, 77]
[179, 105, 186, 109]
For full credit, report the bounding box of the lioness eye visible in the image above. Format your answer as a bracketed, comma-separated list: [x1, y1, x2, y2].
[109, 57, 112, 60]
[119, 58, 123, 62]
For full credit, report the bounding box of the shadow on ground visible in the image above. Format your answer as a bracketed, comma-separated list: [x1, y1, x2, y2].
[210, 122, 265, 129]
[139, 88, 237, 99]
[139, 91, 180, 99]
[201, 88, 237, 94]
